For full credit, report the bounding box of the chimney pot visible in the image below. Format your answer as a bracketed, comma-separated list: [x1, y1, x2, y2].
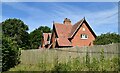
[63, 18, 71, 25]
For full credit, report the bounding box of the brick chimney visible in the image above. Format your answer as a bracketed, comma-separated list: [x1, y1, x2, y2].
[63, 18, 71, 25]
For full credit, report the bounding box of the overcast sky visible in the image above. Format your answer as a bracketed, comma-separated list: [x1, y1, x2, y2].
[2, 2, 118, 35]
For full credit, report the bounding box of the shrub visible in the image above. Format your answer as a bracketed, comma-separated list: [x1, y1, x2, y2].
[2, 36, 21, 71]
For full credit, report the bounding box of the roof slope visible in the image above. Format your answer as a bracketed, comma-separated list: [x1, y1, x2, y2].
[56, 37, 72, 46]
[54, 23, 72, 38]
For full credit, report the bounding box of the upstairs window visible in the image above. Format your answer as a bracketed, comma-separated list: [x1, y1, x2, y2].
[81, 34, 88, 39]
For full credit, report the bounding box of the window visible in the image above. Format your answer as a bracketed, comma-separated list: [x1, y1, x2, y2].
[82, 28, 85, 31]
[81, 34, 88, 39]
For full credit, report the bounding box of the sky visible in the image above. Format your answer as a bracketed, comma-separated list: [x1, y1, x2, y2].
[1, 2, 118, 35]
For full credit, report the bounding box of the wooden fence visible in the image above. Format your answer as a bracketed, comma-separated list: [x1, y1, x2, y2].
[20, 43, 119, 64]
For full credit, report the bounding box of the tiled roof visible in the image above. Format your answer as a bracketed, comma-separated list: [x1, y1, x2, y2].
[56, 37, 72, 46]
[54, 23, 72, 38]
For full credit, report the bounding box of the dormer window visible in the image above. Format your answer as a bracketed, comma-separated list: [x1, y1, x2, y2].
[81, 34, 88, 39]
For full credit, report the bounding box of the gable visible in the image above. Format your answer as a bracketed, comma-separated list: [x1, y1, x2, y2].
[69, 18, 96, 39]
[71, 22, 96, 47]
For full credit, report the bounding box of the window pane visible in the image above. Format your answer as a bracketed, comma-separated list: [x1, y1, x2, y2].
[81, 34, 88, 39]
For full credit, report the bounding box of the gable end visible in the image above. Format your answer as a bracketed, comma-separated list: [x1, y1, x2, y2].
[70, 19, 96, 39]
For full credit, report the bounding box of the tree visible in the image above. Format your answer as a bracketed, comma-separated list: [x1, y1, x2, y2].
[29, 26, 51, 49]
[2, 18, 30, 49]
[93, 32, 120, 45]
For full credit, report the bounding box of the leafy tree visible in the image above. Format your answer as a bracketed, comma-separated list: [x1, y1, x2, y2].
[29, 26, 51, 49]
[2, 18, 30, 49]
[2, 36, 21, 71]
[93, 32, 120, 45]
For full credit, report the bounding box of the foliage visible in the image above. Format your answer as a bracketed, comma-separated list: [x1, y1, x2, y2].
[93, 32, 120, 45]
[29, 26, 51, 49]
[90, 58, 99, 71]
[2, 18, 30, 49]
[2, 36, 21, 71]
[99, 49, 105, 71]
[2, 18, 51, 72]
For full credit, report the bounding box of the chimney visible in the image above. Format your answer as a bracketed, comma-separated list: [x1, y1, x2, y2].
[63, 18, 71, 25]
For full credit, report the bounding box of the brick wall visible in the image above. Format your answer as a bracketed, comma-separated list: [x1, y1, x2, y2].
[71, 22, 95, 47]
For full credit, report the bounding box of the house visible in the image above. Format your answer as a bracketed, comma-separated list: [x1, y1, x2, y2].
[41, 17, 96, 49]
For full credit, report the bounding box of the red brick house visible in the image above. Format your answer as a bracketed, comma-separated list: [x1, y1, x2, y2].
[41, 17, 96, 48]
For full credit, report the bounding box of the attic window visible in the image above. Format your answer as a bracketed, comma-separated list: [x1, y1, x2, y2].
[82, 28, 85, 31]
[81, 34, 88, 39]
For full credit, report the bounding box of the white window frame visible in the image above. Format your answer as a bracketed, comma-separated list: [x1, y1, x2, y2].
[81, 34, 88, 39]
